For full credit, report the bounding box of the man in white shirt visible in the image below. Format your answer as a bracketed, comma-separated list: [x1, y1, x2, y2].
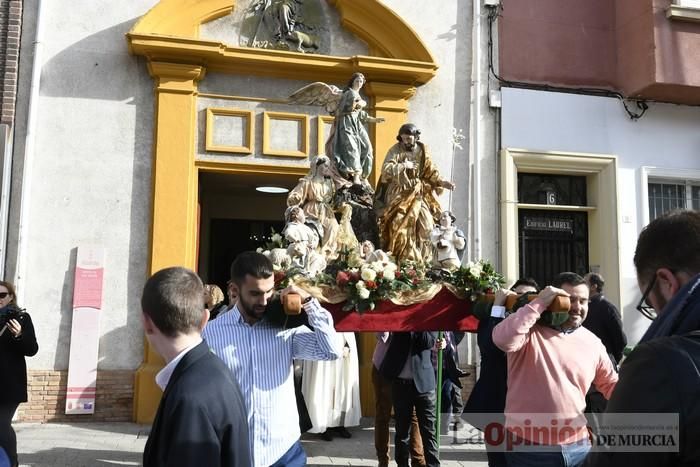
[203, 251, 342, 467]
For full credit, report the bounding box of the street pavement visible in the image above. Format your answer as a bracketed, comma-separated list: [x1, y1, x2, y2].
[16, 417, 489, 466]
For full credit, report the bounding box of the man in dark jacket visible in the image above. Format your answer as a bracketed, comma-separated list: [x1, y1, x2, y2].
[582, 272, 627, 418]
[585, 209, 700, 467]
[583, 272, 627, 363]
[141, 267, 250, 467]
[380, 332, 439, 467]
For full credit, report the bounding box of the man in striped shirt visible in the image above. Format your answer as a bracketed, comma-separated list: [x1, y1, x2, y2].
[203, 251, 342, 467]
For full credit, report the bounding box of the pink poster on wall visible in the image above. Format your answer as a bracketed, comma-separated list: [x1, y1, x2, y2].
[65, 246, 105, 415]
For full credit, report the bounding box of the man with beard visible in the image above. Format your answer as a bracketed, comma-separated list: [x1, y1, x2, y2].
[373, 123, 455, 264]
[203, 251, 341, 467]
[492, 272, 618, 467]
[585, 210, 700, 467]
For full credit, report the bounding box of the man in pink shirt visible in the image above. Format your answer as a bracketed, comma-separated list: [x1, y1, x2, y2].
[492, 272, 618, 467]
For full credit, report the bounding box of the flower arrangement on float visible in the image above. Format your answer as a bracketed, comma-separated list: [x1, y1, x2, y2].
[321, 258, 430, 312]
[317, 257, 503, 313]
[254, 230, 506, 312]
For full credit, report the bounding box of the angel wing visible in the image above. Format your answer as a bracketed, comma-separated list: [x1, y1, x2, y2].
[288, 82, 343, 115]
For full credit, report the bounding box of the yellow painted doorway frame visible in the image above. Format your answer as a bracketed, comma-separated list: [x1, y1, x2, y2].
[127, 0, 438, 423]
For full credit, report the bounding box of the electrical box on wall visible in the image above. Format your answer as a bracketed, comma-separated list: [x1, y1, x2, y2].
[489, 90, 502, 108]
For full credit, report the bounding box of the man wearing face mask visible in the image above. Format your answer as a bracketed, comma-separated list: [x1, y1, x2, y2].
[203, 251, 341, 467]
[492, 272, 618, 467]
[584, 209, 700, 467]
[373, 123, 455, 265]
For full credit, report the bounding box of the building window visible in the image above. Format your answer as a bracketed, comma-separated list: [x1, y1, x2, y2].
[648, 180, 700, 221]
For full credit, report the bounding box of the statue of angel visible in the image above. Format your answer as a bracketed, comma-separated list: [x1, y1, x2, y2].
[430, 210, 466, 271]
[360, 240, 392, 265]
[288, 73, 385, 185]
[282, 205, 327, 276]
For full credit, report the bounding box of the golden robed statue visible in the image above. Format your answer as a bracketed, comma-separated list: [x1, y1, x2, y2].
[374, 123, 455, 265]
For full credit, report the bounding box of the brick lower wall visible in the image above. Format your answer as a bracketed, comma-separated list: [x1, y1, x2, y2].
[18, 370, 134, 422]
[17, 366, 476, 423]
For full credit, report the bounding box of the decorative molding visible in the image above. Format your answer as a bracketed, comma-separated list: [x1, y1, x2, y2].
[262, 111, 310, 159]
[364, 82, 416, 113]
[147, 62, 206, 94]
[517, 203, 596, 212]
[317, 115, 334, 156]
[195, 159, 308, 176]
[328, 0, 435, 62]
[500, 148, 621, 310]
[667, 4, 700, 22]
[128, 34, 436, 85]
[505, 148, 617, 174]
[131, 0, 435, 64]
[199, 92, 287, 104]
[642, 166, 700, 181]
[205, 107, 254, 154]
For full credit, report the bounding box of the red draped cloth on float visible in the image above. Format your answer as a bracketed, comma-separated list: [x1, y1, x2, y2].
[325, 288, 479, 332]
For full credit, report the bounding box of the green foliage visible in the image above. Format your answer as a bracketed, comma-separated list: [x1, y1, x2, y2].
[445, 260, 506, 300]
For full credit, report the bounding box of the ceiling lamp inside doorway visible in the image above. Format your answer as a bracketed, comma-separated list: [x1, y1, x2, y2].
[256, 186, 289, 194]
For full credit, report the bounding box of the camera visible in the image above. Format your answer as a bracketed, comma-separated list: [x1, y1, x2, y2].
[0, 303, 25, 328]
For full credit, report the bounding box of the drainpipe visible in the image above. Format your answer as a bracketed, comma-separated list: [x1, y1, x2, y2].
[471, 0, 483, 260]
[15, 0, 44, 301]
[0, 124, 13, 279]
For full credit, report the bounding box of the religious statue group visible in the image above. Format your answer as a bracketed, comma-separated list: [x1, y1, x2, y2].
[267, 73, 465, 275]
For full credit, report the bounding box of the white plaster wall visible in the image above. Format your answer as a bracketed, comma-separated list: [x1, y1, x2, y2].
[501, 87, 700, 344]
[13, 0, 157, 370]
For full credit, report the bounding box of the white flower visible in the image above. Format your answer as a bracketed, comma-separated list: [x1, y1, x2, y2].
[469, 261, 482, 278]
[383, 264, 398, 280]
[256, 247, 263, 253]
[358, 288, 371, 299]
[271, 233, 282, 243]
[263, 250, 270, 256]
[361, 267, 377, 281]
[355, 280, 366, 290]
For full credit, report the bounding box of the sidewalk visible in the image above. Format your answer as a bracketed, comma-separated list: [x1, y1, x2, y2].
[16, 417, 489, 466]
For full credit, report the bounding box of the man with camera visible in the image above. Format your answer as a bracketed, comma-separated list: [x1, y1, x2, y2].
[584, 209, 700, 466]
[492, 272, 618, 467]
[202, 251, 341, 467]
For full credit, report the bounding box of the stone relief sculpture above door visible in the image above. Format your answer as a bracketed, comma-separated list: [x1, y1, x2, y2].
[200, 0, 369, 56]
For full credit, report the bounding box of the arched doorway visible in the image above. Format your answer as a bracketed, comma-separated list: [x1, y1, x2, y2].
[128, 0, 438, 423]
